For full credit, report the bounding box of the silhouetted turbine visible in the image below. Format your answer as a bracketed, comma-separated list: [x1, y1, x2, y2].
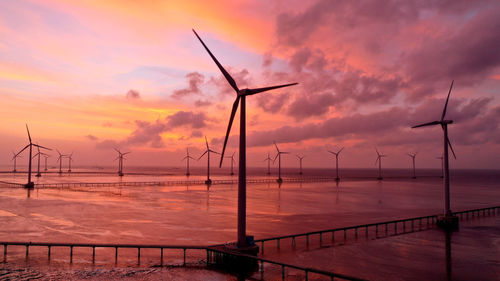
[328, 147, 344, 181]
[15, 125, 51, 188]
[296, 155, 305, 175]
[67, 152, 74, 172]
[407, 152, 418, 179]
[263, 152, 272, 175]
[11, 151, 22, 173]
[182, 148, 195, 176]
[193, 29, 297, 248]
[56, 150, 67, 174]
[114, 148, 130, 177]
[226, 152, 236, 175]
[43, 154, 50, 171]
[375, 148, 387, 180]
[198, 136, 220, 185]
[273, 141, 290, 183]
[33, 144, 49, 177]
[412, 80, 457, 218]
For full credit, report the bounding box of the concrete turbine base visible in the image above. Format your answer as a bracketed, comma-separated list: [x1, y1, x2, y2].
[437, 214, 459, 230]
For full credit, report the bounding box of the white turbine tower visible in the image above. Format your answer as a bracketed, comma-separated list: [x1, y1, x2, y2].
[273, 141, 289, 183]
[375, 148, 387, 180]
[264, 152, 272, 175]
[328, 147, 344, 181]
[182, 148, 195, 176]
[296, 155, 305, 175]
[408, 152, 418, 179]
[198, 136, 220, 185]
[15, 125, 51, 188]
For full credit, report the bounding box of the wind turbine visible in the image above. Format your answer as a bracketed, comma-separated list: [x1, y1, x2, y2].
[193, 29, 298, 248]
[226, 152, 236, 176]
[15, 125, 51, 188]
[328, 147, 344, 181]
[264, 152, 272, 175]
[11, 151, 21, 173]
[43, 154, 50, 171]
[182, 148, 195, 176]
[408, 152, 418, 179]
[296, 155, 305, 175]
[375, 148, 386, 180]
[114, 148, 130, 177]
[437, 156, 444, 178]
[198, 136, 220, 185]
[56, 150, 67, 174]
[273, 141, 290, 183]
[67, 152, 74, 173]
[33, 144, 49, 177]
[412, 80, 457, 227]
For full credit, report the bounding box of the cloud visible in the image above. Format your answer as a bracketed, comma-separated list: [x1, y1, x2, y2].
[171, 72, 204, 99]
[194, 99, 212, 107]
[165, 111, 207, 129]
[95, 139, 120, 150]
[126, 119, 166, 148]
[126, 89, 140, 99]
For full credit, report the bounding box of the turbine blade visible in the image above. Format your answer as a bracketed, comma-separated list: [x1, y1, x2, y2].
[210, 150, 220, 155]
[274, 141, 280, 153]
[219, 96, 240, 167]
[198, 150, 207, 160]
[411, 120, 441, 128]
[441, 80, 454, 121]
[192, 29, 239, 92]
[327, 150, 336, 155]
[338, 147, 344, 154]
[273, 153, 279, 163]
[122, 152, 131, 155]
[245, 83, 298, 96]
[26, 124, 32, 143]
[447, 137, 457, 159]
[33, 144, 52, 150]
[205, 136, 209, 149]
[16, 144, 30, 156]
[375, 157, 379, 165]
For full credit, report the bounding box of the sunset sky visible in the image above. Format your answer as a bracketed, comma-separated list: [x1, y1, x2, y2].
[1, 0, 499, 169]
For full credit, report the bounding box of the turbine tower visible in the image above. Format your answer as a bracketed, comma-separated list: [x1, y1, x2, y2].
[15, 125, 51, 188]
[114, 148, 130, 177]
[408, 152, 417, 179]
[11, 151, 21, 173]
[328, 147, 344, 181]
[33, 144, 49, 177]
[437, 156, 444, 178]
[412, 80, 458, 228]
[182, 148, 195, 176]
[198, 136, 220, 185]
[193, 29, 297, 249]
[296, 155, 305, 175]
[67, 152, 73, 173]
[273, 141, 290, 183]
[56, 150, 67, 174]
[264, 152, 272, 175]
[43, 154, 50, 171]
[375, 148, 386, 180]
[226, 152, 236, 175]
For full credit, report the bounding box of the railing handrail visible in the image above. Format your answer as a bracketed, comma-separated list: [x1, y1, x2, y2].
[0, 241, 206, 249]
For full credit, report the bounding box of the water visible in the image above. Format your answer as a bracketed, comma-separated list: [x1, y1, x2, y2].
[0, 167, 499, 280]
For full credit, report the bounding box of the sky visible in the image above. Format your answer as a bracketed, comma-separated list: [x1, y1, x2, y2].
[1, 0, 499, 170]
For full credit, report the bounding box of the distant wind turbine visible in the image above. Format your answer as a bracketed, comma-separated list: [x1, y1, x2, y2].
[296, 155, 305, 175]
[15, 125, 51, 188]
[412, 80, 457, 227]
[67, 152, 74, 173]
[198, 136, 219, 185]
[56, 150, 67, 174]
[264, 152, 272, 175]
[43, 154, 50, 171]
[328, 147, 344, 181]
[33, 144, 49, 177]
[226, 152, 236, 175]
[11, 151, 21, 173]
[182, 148, 195, 176]
[114, 148, 130, 177]
[193, 29, 298, 248]
[273, 141, 289, 183]
[375, 148, 387, 180]
[407, 152, 418, 179]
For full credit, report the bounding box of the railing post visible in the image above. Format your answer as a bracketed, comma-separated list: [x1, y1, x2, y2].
[282, 265, 285, 280]
[277, 239, 280, 249]
[292, 237, 296, 247]
[48, 246, 51, 260]
[306, 235, 309, 247]
[305, 269, 308, 281]
[115, 247, 118, 264]
[25, 245, 29, 260]
[344, 229, 346, 240]
[70, 246, 73, 263]
[261, 241, 264, 255]
[332, 231, 335, 242]
[92, 246, 95, 263]
[161, 248, 164, 265]
[355, 228, 358, 239]
[183, 248, 186, 266]
[137, 247, 140, 264]
[3, 244, 6, 262]
[320, 233, 322, 246]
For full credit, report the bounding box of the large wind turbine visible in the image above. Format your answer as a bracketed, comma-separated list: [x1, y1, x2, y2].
[264, 152, 272, 175]
[182, 148, 195, 176]
[375, 148, 386, 180]
[15, 125, 51, 188]
[33, 144, 49, 177]
[273, 141, 290, 183]
[328, 147, 344, 181]
[56, 150, 67, 174]
[408, 152, 418, 179]
[193, 29, 297, 248]
[296, 155, 305, 175]
[198, 136, 219, 185]
[412, 80, 457, 227]
[11, 151, 21, 173]
[226, 152, 236, 175]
